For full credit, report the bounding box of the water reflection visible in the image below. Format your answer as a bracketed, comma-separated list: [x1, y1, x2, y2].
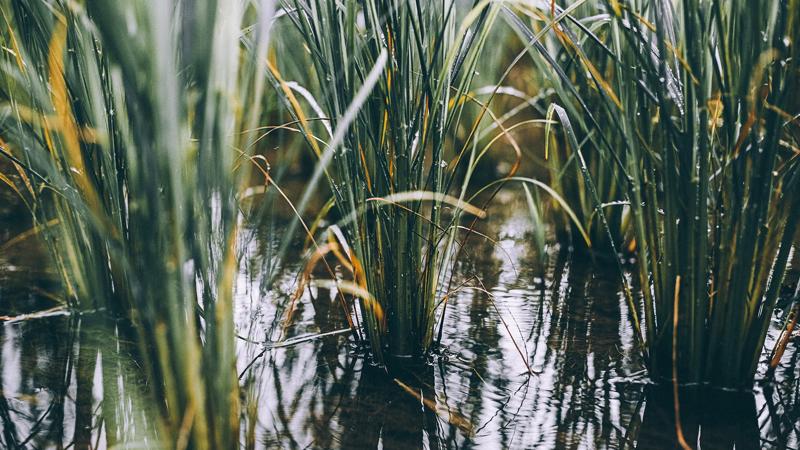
[636, 387, 763, 449]
[235, 201, 798, 449]
[1, 197, 798, 449]
[0, 314, 157, 448]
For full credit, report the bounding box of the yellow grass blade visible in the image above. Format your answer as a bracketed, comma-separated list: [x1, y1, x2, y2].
[368, 191, 487, 218]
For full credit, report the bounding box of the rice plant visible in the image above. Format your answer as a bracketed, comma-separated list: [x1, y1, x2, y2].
[506, 0, 800, 388]
[0, 0, 275, 447]
[276, 0, 504, 364]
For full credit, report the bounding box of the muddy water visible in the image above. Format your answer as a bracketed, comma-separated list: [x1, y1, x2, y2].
[1, 194, 798, 449]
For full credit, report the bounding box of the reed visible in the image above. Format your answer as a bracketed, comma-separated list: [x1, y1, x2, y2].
[505, 3, 629, 252]
[0, 0, 275, 446]
[277, 0, 503, 364]
[506, 0, 800, 388]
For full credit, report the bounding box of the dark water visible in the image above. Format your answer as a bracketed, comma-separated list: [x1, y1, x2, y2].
[1, 191, 798, 449]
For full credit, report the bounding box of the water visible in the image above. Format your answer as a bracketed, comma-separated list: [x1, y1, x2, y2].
[1, 192, 798, 449]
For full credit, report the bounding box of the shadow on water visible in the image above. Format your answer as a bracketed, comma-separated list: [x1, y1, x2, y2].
[634, 387, 762, 450]
[1, 194, 799, 449]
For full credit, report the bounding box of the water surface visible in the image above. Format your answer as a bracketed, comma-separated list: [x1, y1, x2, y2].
[1, 193, 798, 449]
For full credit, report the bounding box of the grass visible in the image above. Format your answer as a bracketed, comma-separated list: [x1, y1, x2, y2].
[276, 0, 505, 364]
[0, 9, 797, 450]
[0, 0, 275, 447]
[505, 0, 800, 388]
[505, 2, 630, 252]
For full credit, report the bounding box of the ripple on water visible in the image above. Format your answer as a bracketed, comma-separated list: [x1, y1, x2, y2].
[1, 196, 798, 449]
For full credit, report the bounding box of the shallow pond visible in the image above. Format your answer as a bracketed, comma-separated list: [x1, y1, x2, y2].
[1, 192, 798, 449]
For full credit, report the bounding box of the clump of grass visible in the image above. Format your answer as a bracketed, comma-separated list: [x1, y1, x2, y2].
[507, 0, 800, 388]
[505, 3, 630, 253]
[276, 0, 502, 364]
[1, 0, 275, 446]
